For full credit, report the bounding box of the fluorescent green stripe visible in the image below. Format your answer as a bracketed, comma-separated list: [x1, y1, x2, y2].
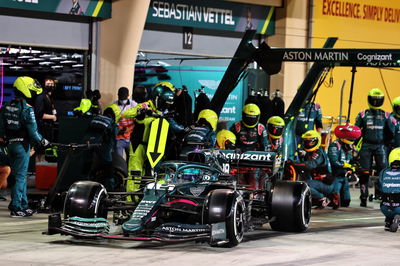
[261, 7, 275, 35]
[93, 0, 104, 17]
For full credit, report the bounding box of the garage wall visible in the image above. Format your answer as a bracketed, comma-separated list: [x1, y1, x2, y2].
[140, 29, 243, 58]
[0, 15, 89, 50]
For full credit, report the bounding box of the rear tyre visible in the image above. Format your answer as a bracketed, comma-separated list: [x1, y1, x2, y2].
[269, 181, 311, 232]
[63, 181, 108, 219]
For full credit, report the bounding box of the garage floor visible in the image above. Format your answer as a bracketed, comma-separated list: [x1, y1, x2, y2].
[0, 187, 398, 266]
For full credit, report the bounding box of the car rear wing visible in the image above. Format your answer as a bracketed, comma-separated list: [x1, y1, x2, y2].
[218, 150, 281, 172]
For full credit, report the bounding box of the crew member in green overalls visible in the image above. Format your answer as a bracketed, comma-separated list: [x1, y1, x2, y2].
[0, 76, 49, 217]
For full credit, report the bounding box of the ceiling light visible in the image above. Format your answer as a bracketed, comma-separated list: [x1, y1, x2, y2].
[60, 60, 77, 64]
[29, 58, 45, 61]
[72, 64, 84, 67]
[51, 65, 63, 69]
[71, 53, 82, 59]
[40, 54, 53, 58]
[18, 55, 33, 59]
[39, 61, 53, 65]
[0, 62, 12, 66]
[10, 66, 23, 70]
[50, 56, 65, 60]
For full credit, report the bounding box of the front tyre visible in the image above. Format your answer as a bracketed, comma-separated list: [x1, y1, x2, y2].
[205, 189, 246, 248]
[63, 181, 108, 219]
[225, 192, 245, 247]
[269, 181, 311, 232]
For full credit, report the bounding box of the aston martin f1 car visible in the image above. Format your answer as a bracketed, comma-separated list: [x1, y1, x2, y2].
[47, 149, 311, 248]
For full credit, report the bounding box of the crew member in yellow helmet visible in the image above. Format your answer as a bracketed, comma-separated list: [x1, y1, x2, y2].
[265, 116, 285, 153]
[378, 147, 400, 232]
[355, 88, 396, 207]
[179, 109, 218, 159]
[291, 130, 336, 209]
[229, 103, 268, 152]
[229, 104, 268, 190]
[216, 129, 236, 149]
[0, 76, 48, 217]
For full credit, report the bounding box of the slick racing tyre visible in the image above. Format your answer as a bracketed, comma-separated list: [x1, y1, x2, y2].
[64, 181, 108, 219]
[205, 189, 245, 247]
[225, 192, 245, 247]
[269, 181, 311, 232]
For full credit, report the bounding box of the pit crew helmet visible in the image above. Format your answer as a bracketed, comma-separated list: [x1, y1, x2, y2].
[334, 123, 361, 145]
[368, 88, 384, 110]
[216, 129, 236, 149]
[103, 104, 121, 123]
[242, 103, 260, 128]
[151, 81, 175, 111]
[13, 76, 43, 99]
[392, 96, 400, 118]
[197, 109, 218, 131]
[301, 130, 321, 152]
[388, 147, 400, 167]
[267, 116, 285, 139]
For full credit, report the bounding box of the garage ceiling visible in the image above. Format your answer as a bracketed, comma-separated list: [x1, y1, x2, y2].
[0, 45, 85, 74]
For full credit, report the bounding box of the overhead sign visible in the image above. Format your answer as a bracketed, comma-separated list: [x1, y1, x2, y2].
[272, 48, 400, 67]
[147, 0, 275, 35]
[0, 0, 111, 19]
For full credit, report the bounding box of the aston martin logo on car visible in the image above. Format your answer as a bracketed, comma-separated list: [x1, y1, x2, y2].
[190, 186, 205, 197]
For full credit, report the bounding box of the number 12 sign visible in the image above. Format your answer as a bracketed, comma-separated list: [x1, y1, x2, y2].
[183, 27, 193, 50]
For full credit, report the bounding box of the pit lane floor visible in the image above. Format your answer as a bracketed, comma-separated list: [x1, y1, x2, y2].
[0, 187, 397, 266]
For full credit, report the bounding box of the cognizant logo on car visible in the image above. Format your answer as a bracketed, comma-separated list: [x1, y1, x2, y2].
[222, 153, 272, 161]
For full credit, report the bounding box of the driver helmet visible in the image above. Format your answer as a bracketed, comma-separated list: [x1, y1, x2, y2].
[178, 168, 202, 183]
[151, 81, 175, 111]
[301, 130, 321, 152]
[197, 109, 218, 131]
[334, 123, 361, 145]
[267, 116, 285, 139]
[103, 104, 121, 123]
[392, 96, 400, 119]
[216, 129, 236, 149]
[368, 88, 384, 110]
[242, 103, 260, 128]
[13, 76, 43, 99]
[388, 147, 400, 168]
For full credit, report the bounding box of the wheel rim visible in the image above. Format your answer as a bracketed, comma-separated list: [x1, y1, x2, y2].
[234, 200, 244, 242]
[301, 186, 311, 227]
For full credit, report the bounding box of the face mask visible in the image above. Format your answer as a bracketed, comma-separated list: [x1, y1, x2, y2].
[45, 85, 55, 92]
[120, 99, 128, 105]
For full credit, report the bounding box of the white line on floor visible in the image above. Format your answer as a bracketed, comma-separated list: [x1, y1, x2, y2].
[1, 219, 47, 226]
[312, 216, 383, 222]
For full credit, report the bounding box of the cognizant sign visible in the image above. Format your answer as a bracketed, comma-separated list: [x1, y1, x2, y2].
[147, 0, 276, 34]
